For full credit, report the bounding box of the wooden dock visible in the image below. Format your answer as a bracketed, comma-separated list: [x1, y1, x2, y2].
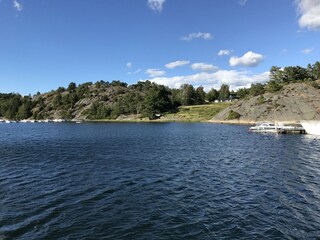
[277, 128, 306, 134]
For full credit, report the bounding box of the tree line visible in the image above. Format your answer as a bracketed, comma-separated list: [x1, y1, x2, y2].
[0, 80, 233, 120]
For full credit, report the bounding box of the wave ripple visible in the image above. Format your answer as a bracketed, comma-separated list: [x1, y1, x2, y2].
[1, 123, 320, 239]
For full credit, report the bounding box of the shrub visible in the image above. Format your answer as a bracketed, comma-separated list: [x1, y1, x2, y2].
[256, 95, 265, 105]
[310, 82, 320, 89]
[226, 110, 241, 120]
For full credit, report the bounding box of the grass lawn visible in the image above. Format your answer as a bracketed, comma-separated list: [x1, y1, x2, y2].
[165, 102, 232, 121]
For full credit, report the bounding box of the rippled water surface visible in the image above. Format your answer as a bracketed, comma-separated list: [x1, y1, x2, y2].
[1, 122, 320, 239]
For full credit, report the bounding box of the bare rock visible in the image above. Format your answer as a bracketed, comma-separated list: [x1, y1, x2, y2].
[211, 83, 320, 122]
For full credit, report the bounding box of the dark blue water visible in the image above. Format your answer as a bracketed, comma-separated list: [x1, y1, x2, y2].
[1, 123, 320, 239]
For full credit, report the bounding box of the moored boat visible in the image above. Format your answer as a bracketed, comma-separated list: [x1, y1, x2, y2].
[250, 122, 305, 134]
[249, 122, 279, 133]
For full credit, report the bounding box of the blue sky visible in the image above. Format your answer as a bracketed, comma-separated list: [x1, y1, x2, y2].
[0, 0, 319, 95]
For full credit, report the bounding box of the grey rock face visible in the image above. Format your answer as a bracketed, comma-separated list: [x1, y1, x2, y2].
[212, 83, 320, 122]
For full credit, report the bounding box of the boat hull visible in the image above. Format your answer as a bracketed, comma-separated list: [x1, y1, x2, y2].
[300, 121, 320, 135]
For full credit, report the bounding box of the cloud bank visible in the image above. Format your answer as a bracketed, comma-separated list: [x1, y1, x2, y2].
[296, 0, 320, 30]
[143, 70, 269, 91]
[229, 51, 264, 67]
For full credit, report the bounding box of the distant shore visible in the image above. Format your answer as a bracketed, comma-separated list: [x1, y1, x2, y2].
[0, 117, 305, 125]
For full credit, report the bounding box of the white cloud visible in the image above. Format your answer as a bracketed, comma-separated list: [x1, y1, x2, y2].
[181, 32, 213, 41]
[239, 0, 248, 6]
[142, 70, 269, 91]
[145, 68, 166, 78]
[13, 0, 23, 11]
[191, 63, 219, 72]
[147, 0, 165, 13]
[126, 62, 132, 68]
[165, 60, 190, 69]
[218, 49, 232, 56]
[296, 0, 320, 30]
[302, 48, 314, 54]
[229, 51, 264, 67]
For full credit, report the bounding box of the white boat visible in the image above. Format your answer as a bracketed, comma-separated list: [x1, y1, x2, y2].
[53, 119, 65, 122]
[249, 122, 279, 133]
[249, 122, 305, 134]
[300, 121, 320, 135]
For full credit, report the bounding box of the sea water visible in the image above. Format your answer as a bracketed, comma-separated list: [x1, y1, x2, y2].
[1, 122, 320, 239]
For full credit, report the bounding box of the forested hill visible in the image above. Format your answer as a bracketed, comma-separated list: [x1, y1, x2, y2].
[0, 80, 226, 121]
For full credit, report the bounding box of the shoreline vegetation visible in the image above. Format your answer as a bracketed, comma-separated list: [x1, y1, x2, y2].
[0, 103, 233, 123]
[0, 61, 320, 124]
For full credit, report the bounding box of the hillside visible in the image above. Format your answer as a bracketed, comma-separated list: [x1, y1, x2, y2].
[211, 82, 320, 123]
[0, 80, 227, 121]
[1, 61, 319, 122]
[30, 81, 173, 120]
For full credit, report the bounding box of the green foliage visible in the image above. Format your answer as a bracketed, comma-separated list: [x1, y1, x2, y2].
[270, 66, 285, 84]
[67, 82, 77, 92]
[226, 110, 241, 120]
[269, 63, 318, 86]
[52, 93, 62, 109]
[121, 91, 144, 114]
[180, 84, 196, 106]
[218, 84, 230, 101]
[57, 87, 65, 93]
[266, 80, 282, 93]
[171, 88, 182, 107]
[282, 66, 308, 83]
[76, 82, 92, 99]
[307, 61, 320, 80]
[206, 88, 219, 102]
[36, 96, 45, 110]
[256, 95, 265, 105]
[195, 86, 206, 104]
[61, 110, 72, 120]
[88, 102, 113, 119]
[310, 81, 320, 89]
[130, 81, 152, 91]
[0, 94, 34, 120]
[17, 96, 33, 119]
[142, 84, 173, 117]
[249, 83, 265, 96]
[235, 88, 249, 99]
[111, 80, 128, 88]
[95, 80, 110, 89]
